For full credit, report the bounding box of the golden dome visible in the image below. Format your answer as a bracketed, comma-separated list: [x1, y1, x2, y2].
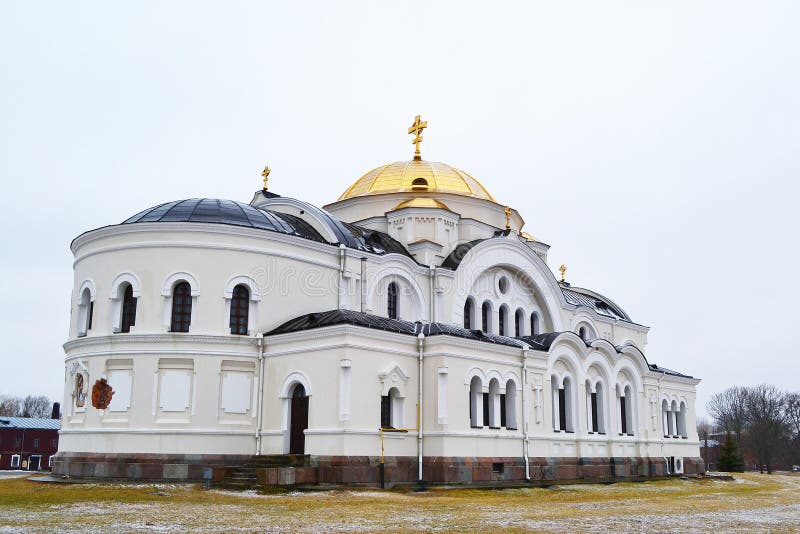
[338, 160, 497, 202]
[393, 197, 452, 210]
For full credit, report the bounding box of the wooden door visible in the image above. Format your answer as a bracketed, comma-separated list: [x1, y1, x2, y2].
[289, 386, 308, 454]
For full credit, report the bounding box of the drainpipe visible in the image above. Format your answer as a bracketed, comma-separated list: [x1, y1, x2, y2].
[657, 370, 668, 473]
[522, 348, 531, 481]
[417, 332, 425, 488]
[255, 333, 266, 456]
[360, 257, 367, 313]
[337, 244, 346, 310]
[428, 265, 435, 323]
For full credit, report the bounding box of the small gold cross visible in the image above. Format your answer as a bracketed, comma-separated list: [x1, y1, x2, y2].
[504, 206, 512, 230]
[408, 115, 428, 161]
[559, 265, 567, 283]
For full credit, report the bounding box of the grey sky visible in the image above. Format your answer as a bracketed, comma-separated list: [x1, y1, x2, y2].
[1, 2, 798, 417]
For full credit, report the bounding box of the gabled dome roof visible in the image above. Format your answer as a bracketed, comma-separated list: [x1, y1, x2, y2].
[338, 160, 496, 202]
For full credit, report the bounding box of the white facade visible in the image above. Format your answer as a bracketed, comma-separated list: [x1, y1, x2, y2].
[60, 157, 701, 475]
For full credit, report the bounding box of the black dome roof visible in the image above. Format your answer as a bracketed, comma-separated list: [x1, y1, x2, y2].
[122, 198, 326, 243]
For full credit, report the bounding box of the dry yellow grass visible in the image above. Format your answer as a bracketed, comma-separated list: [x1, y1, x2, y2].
[1, 473, 799, 532]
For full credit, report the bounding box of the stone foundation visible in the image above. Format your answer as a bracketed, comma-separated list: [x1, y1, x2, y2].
[53, 452, 705, 486]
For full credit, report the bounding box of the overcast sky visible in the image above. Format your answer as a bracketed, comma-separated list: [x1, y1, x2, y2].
[1, 2, 798, 417]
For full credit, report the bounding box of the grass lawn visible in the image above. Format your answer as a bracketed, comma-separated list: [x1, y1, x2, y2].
[0, 472, 798, 532]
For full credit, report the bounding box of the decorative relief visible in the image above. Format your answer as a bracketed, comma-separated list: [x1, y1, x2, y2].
[91, 378, 114, 410]
[74, 374, 86, 408]
[70, 361, 89, 409]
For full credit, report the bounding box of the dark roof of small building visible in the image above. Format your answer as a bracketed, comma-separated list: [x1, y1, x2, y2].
[0, 417, 61, 430]
[265, 309, 525, 348]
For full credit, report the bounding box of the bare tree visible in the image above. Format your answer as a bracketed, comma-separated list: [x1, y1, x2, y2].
[20, 395, 51, 418]
[0, 395, 22, 416]
[696, 417, 713, 469]
[786, 393, 800, 443]
[707, 386, 748, 453]
[744, 385, 788, 474]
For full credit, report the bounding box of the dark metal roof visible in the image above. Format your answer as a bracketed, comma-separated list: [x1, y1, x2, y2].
[266, 309, 525, 348]
[0, 417, 61, 430]
[341, 222, 416, 260]
[266, 313, 693, 377]
[441, 230, 515, 270]
[122, 199, 327, 243]
[441, 239, 486, 270]
[121, 197, 414, 260]
[561, 285, 631, 322]
[516, 332, 580, 352]
[647, 364, 694, 379]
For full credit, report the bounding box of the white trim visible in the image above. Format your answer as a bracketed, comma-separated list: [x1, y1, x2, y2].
[223, 275, 261, 300]
[279, 371, 313, 398]
[162, 271, 200, 296]
[109, 272, 141, 298]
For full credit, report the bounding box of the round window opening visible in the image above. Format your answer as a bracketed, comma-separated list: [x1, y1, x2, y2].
[498, 276, 509, 295]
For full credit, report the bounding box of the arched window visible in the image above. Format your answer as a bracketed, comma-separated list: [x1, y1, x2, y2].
[469, 376, 483, 428]
[670, 400, 679, 437]
[552, 375, 574, 432]
[530, 312, 539, 336]
[387, 282, 398, 320]
[578, 326, 587, 341]
[620, 386, 634, 436]
[229, 284, 250, 335]
[463, 298, 474, 329]
[77, 287, 93, 337]
[381, 387, 403, 429]
[504, 379, 517, 430]
[481, 301, 491, 333]
[678, 401, 687, 438]
[120, 283, 137, 334]
[488, 378, 501, 428]
[515, 309, 524, 337]
[170, 281, 192, 333]
[662, 400, 671, 437]
[587, 381, 606, 434]
[411, 177, 429, 191]
[498, 306, 508, 336]
[595, 382, 606, 434]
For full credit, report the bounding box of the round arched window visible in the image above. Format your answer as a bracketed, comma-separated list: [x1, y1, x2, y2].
[411, 178, 429, 191]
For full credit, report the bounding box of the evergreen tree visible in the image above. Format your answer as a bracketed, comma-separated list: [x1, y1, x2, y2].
[717, 432, 745, 472]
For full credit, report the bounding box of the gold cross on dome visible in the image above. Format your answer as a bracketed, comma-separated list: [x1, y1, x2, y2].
[261, 165, 271, 191]
[559, 264, 567, 283]
[408, 115, 428, 161]
[504, 206, 512, 230]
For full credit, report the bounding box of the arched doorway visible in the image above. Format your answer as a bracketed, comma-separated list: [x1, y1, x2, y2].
[289, 384, 308, 454]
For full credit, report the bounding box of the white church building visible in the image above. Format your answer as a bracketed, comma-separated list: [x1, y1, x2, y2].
[54, 118, 703, 486]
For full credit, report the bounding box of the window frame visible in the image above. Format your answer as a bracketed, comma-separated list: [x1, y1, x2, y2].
[170, 281, 193, 333]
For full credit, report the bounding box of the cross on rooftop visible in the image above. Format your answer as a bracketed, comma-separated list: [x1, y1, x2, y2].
[408, 115, 428, 161]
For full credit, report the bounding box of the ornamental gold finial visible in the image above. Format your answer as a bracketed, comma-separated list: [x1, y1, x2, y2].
[408, 115, 428, 161]
[559, 264, 567, 283]
[261, 165, 271, 191]
[504, 206, 512, 230]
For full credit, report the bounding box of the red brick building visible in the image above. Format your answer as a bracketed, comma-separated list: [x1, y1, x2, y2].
[0, 417, 61, 471]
